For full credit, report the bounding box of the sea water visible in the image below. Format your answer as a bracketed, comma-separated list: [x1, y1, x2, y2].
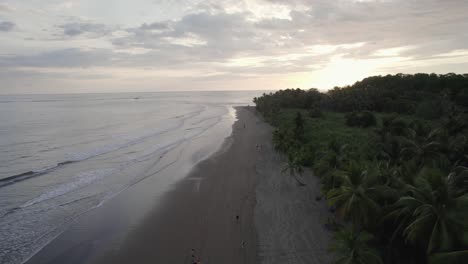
[0, 91, 262, 264]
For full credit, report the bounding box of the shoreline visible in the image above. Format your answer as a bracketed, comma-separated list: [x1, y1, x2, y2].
[24, 106, 333, 264]
[92, 106, 265, 263]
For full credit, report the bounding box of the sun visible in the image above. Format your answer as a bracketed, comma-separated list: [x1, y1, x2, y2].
[302, 54, 409, 90]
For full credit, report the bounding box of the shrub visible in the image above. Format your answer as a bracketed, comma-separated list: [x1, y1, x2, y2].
[345, 112, 360, 127]
[308, 107, 323, 118]
[345, 111, 377, 127]
[360, 111, 377, 127]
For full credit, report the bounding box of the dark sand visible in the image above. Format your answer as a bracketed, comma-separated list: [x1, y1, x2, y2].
[25, 106, 332, 264]
[94, 107, 268, 264]
[254, 123, 333, 264]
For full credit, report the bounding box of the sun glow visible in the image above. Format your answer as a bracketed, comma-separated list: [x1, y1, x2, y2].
[302, 54, 410, 90]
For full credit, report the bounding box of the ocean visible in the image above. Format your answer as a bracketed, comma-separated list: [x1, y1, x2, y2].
[0, 91, 263, 264]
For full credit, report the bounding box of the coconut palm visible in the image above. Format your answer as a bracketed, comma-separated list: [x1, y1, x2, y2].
[283, 151, 306, 186]
[315, 142, 349, 191]
[371, 162, 404, 204]
[315, 140, 349, 173]
[330, 228, 383, 264]
[377, 136, 403, 165]
[445, 134, 468, 165]
[447, 166, 468, 197]
[272, 128, 295, 152]
[327, 162, 381, 229]
[387, 167, 468, 256]
[294, 111, 305, 141]
[400, 128, 442, 167]
[429, 249, 468, 264]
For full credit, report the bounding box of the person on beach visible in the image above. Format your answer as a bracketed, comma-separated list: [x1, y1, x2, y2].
[191, 248, 197, 264]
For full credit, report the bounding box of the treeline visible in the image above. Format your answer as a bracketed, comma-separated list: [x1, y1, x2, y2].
[255, 73, 468, 119]
[254, 73, 468, 264]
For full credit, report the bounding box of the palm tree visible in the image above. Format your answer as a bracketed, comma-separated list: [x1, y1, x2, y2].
[448, 166, 468, 196]
[293, 111, 305, 141]
[283, 151, 306, 186]
[377, 136, 403, 165]
[372, 162, 403, 204]
[400, 128, 442, 167]
[429, 249, 468, 264]
[315, 141, 349, 191]
[327, 162, 381, 229]
[330, 228, 383, 264]
[444, 134, 468, 165]
[315, 141, 349, 174]
[272, 128, 295, 152]
[387, 167, 468, 256]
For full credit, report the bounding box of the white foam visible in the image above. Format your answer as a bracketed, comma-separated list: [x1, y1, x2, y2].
[21, 168, 115, 208]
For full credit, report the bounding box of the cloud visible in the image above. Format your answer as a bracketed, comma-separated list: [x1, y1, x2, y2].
[0, 48, 112, 68]
[0, 3, 13, 12]
[114, 10, 281, 64]
[0, 21, 15, 31]
[8, 0, 468, 67]
[139, 22, 169, 30]
[2, 0, 468, 93]
[59, 21, 115, 37]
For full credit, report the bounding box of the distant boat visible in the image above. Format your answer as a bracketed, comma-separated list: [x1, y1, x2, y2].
[134, 97, 140, 100]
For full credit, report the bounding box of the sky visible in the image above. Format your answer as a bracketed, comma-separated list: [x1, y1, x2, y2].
[1, 0, 468, 94]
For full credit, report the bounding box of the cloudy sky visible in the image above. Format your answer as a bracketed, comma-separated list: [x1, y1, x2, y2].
[1, 0, 468, 94]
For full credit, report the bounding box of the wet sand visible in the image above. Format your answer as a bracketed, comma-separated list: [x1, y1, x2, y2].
[94, 106, 267, 264]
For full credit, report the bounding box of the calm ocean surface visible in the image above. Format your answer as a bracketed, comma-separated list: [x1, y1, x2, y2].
[0, 91, 263, 264]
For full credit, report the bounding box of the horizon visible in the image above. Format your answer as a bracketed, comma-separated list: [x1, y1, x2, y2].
[1, 0, 468, 94]
[0, 89, 271, 96]
[2, 72, 468, 96]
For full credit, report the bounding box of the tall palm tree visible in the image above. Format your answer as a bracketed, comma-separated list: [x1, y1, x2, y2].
[448, 166, 468, 196]
[283, 151, 306, 186]
[378, 136, 403, 165]
[445, 134, 468, 165]
[400, 128, 442, 167]
[315, 142, 349, 191]
[272, 128, 296, 152]
[315, 141, 349, 174]
[327, 162, 381, 229]
[330, 228, 383, 264]
[386, 168, 468, 256]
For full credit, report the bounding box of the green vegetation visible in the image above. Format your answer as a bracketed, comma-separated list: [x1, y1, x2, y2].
[254, 73, 468, 264]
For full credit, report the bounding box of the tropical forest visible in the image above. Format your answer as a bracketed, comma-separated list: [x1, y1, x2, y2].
[253, 73, 468, 264]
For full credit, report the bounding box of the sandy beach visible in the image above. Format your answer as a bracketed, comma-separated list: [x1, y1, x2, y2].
[95, 106, 332, 264]
[93, 106, 265, 264]
[24, 106, 333, 264]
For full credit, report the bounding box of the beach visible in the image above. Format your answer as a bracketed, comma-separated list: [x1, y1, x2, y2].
[95, 106, 332, 264]
[24, 106, 332, 264]
[93, 106, 263, 263]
